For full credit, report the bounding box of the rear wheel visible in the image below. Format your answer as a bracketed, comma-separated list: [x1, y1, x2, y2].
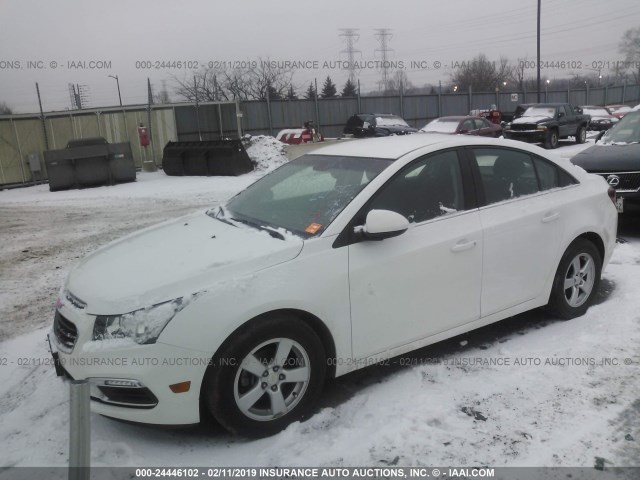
[547, 239, 601, 319]
[203, 314, 326, 437]
[575, 126, 586, 144]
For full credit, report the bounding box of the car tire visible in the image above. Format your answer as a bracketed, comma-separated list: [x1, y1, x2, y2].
[544, 129, 559, 149]
[575, 126, 586, 144]
[202, 314, 326, 437]
[546, 239, 601, 320]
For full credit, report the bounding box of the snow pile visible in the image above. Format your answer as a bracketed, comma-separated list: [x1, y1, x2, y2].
[244, 135, 288, 172]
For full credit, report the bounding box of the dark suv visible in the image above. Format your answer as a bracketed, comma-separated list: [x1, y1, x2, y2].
[343, 113, 418, 138]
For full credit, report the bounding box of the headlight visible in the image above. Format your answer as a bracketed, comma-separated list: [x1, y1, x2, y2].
[536, 125, 548, 131]
[93, 297, 188, 344]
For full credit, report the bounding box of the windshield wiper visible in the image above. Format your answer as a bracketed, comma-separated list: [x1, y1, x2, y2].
[207, 206, 237, 227]
[230, 217, 285, 240]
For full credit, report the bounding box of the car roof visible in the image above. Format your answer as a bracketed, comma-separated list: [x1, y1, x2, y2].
[433, 116, 467, 121]
[356, 113, 399, 117]
[307, 134, 532, 160]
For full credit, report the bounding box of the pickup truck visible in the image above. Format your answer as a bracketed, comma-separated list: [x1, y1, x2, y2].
[503, 103, 590, 149]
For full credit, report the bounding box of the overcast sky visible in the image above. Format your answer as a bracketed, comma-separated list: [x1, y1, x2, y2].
[1, 0, 639, 113]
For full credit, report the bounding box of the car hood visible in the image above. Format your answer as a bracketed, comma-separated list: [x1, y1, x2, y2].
[571, 143, 640, 171]
[512, 116, 552, 124]
[65, 212, 303, 315]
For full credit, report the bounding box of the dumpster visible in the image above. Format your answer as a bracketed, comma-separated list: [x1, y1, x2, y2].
[43, 137, 136, 191]
[162, 140, 254, 177]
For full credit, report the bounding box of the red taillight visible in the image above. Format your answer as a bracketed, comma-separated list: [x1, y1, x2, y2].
[607, 186, 616, 205]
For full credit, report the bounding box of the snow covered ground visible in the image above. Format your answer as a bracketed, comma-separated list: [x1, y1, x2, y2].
[0, 137, 638, 471]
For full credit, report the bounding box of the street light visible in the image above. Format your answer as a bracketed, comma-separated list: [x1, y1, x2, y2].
[545, 79, 550, 102]
[108, 75, 123, 106]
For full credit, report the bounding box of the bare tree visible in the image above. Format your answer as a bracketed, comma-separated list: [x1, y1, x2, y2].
[450, 54, 513, 92]
[174, 58, 295, 102]
[619, 27, 640, 83]
[385, 70, 414, 95]
[0, 102, 13, 114]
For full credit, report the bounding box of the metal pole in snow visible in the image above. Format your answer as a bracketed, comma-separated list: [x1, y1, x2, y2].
[314, 78, 321, 135]
[68, 380, 90, 480]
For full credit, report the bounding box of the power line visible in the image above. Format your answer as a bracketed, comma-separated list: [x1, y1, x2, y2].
[374, 28, 393, 91]
[339, 28, 361, 84]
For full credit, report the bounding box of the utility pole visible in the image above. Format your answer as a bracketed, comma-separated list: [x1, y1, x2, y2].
[194, 75, 202, 141]
[339, 28, 361, 84]
[374, 28, 393, 92]
[108, 74, 129, 141]
[36, 82, 50, 150]
[537, 0, 541, 102]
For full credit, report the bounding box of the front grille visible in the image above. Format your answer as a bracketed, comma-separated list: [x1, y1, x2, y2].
[510, 123, 538, 131]
[94, 386, 158, 409]
[53, 311, 78, 351]
[597, 172, 640, 192]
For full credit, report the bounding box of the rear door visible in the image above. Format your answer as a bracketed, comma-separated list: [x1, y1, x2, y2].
[466, 146, 570, 316]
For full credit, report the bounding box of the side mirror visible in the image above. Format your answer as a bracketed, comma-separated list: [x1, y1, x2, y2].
[558, 112, 565, 119]
[358, 209, 410, 241]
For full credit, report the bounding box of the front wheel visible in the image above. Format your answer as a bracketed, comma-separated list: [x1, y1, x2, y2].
[544, 129, 559, 149]
[575, 126, 586, 144]
[202, 314, 326, 437]
[547, 239, 601, 319]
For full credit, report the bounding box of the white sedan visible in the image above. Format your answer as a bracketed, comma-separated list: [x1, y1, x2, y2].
[49, 134, 617, 437]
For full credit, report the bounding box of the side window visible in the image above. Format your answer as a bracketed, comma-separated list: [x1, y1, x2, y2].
[533, 157, 559, 190]
[474, 118, 489, 130]
[369, 150, 465, 224]
[461, 119, 475, 132]
[533, 156, 578, 189]
[472, 148, 539, 204]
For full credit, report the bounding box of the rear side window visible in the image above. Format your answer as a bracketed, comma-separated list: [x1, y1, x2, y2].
[347, 116, 363, 128]
[532, 156, 578, 190]
[472, 148, 578, 205]
[471, 148, 539, 204]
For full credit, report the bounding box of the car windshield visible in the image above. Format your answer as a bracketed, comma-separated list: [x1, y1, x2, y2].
[375, 116, 409, 127]
[522, 107, 556, 118]
[583, 107, 610, 117]
[217, 154, 392, 237]
[421, 118, 459, 133]
[600, 111, 640, 145]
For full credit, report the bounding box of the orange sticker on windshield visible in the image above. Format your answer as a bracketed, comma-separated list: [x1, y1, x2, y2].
[305, 223, 322, 234]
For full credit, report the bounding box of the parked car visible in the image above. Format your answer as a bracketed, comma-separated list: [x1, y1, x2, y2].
[580, 105, 619, 131]
[49, 134, 617, 437]
[420, 116, 502, 137]
[343, 113, 418, 137]
[571, 110, 640, 213]
[503, 103, 590, 148]
[605, 104, 632, 119]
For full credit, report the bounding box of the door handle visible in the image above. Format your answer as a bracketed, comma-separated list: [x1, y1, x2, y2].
[542, 212, 560, 223]
[451, 239, 477, 253]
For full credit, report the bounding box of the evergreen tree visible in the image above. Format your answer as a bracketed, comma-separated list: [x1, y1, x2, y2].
[321, 76, 337, 98]
[304, 82, 317, 100]
[266, 85, 282, 100]
[341, 79, 358, 97]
